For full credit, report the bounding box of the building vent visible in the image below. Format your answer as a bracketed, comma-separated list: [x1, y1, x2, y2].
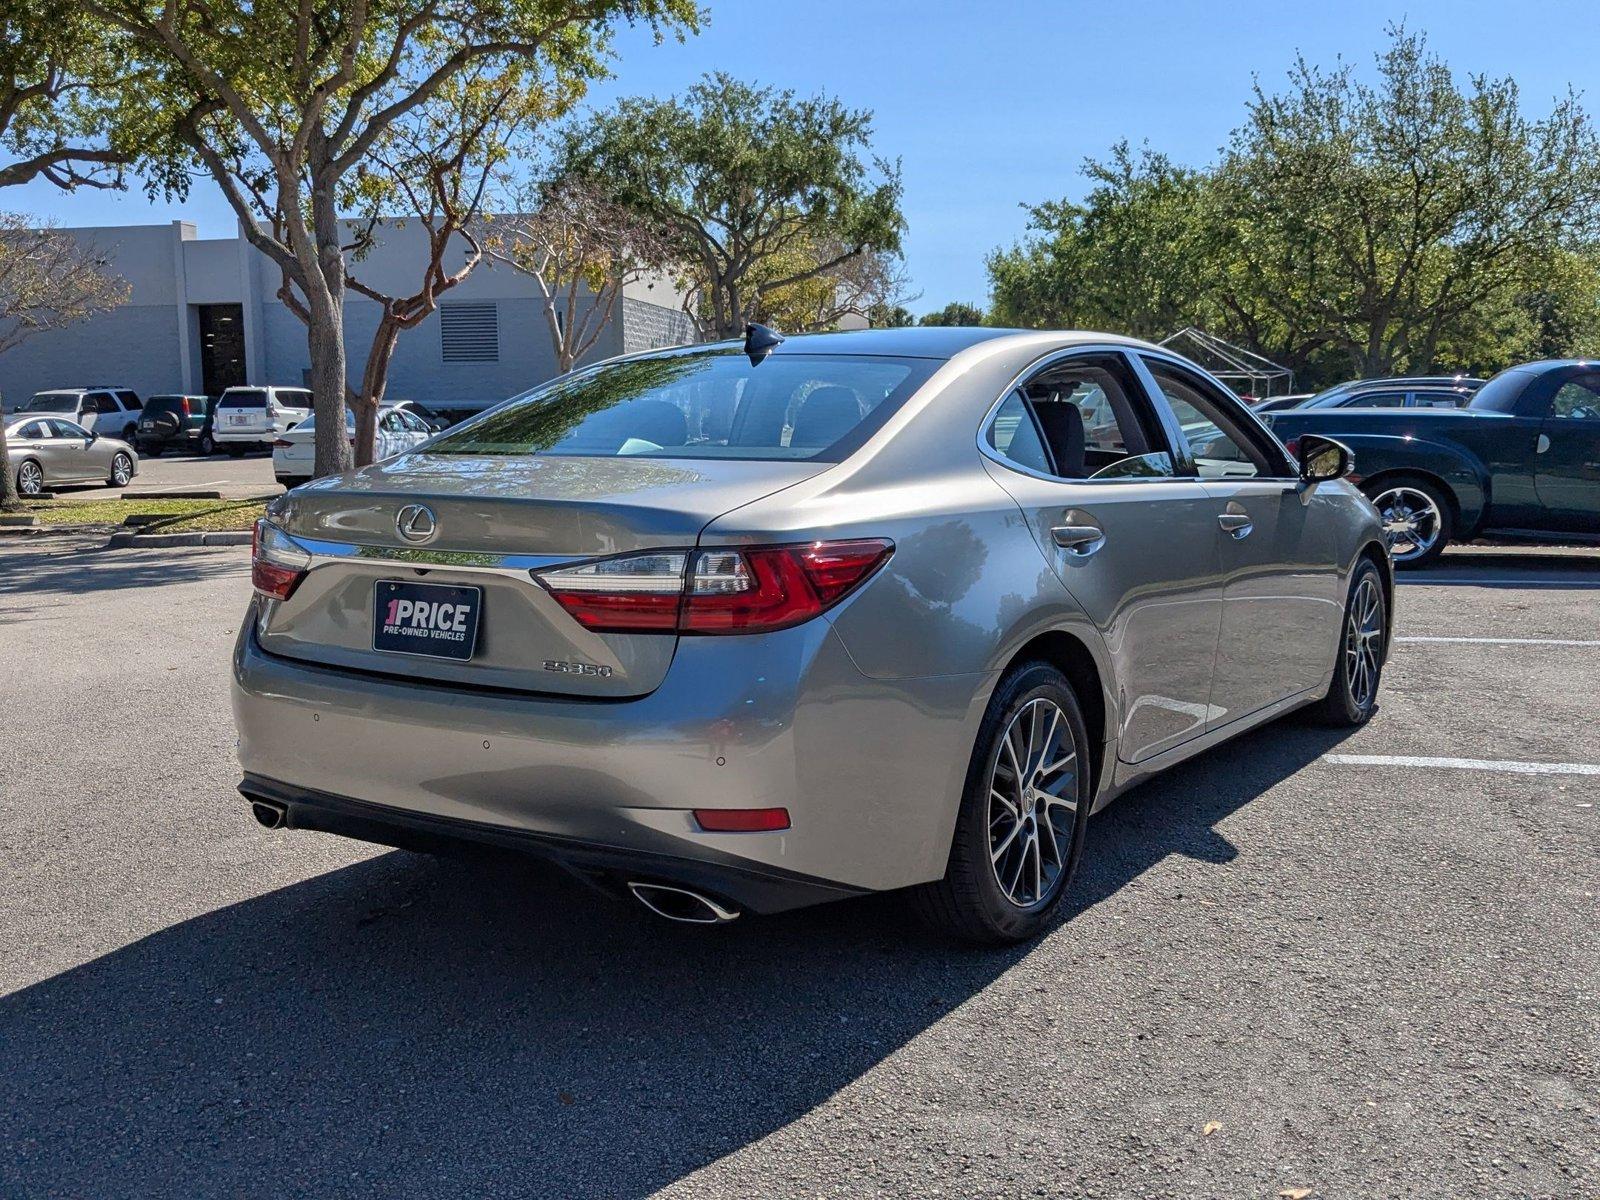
[440, 302, 499, 363]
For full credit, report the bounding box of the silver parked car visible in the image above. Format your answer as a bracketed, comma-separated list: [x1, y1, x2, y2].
[6, 417, 139, 494]
[233, 328, 1390, 943]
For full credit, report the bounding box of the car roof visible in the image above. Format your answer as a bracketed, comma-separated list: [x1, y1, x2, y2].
[694, 326, 1162, 360]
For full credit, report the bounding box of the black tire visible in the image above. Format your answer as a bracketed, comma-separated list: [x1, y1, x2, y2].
[911, 662, 1093, 944]
[1315, 558, 1387, 726]
[198, 432, 216, 456]
[225, 444, 245, 458]
[1362, 475, 1453, 568]
[143, 442, 162, 457]
[108, 452, 134, 487]
[121, 423, 137, 443]
[16, 459, 44, 496]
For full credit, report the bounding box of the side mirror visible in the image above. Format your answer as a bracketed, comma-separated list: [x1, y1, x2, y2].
[1296, 433, 1353, 484]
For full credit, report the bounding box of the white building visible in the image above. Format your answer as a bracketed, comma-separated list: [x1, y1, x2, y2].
[0, 219, 697, 415]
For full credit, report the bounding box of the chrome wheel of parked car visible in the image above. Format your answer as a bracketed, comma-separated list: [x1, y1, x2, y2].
[988, 697, 1079, 908]
[1344, 573, 1384, 710]
[110, 453, 133, 487]
[1372, 484, 1443, 563]
[17, 460, 43, 495]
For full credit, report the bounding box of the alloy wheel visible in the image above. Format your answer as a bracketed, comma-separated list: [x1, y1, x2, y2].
[1344, 574, 1384, 710]
[987, 697, 1079, 908]
[18, 461, 43, 495]
[1373, 486, 1441, 562]
[112, 455, 133, 486]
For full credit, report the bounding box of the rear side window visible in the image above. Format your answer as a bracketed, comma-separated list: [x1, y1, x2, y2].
[16, 421, 48, 438]
[1344, 392, 1406, 408]
[222, 389, 268, 408]
[278, 390, 312, 409]
[92, 393, 120, 414]
[116, 391, 142, 410]
[428, 350, 938, 462]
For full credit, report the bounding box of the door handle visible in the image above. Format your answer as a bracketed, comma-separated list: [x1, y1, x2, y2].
[1536, 433, 1551, 454]
[1217, 511, 1254, 539]
[1051, 524, 1106, 555]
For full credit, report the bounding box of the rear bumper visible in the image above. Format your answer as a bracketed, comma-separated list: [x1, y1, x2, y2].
[238, 773, 862, 913]
[231, 603, 991, 907]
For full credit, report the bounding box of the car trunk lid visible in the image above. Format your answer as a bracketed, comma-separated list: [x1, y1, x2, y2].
[256, 453, 827, 697]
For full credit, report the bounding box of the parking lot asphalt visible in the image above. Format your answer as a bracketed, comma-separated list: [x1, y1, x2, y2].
[1, 538, 1595, 1199]
[51, 446, 283, 500]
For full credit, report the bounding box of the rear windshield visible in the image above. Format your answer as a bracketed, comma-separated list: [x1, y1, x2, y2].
[220, 389, 268, 408]
[1469, 367, 1540, 413]
[426, 349, 938, 462]
[145, 396, 195, 416]
[23, 393, 80, 413]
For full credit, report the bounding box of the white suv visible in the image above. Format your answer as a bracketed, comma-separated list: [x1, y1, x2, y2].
[213, 386, 313, 455]
[14, 387, 143, 442]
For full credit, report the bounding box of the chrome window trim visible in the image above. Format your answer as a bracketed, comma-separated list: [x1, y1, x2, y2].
[975, 343, 1191, 486]
[291, 533, 571, 580]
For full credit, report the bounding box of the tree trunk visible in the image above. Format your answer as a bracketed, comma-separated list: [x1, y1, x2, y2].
[0, 433, 20, 513]
[306, 177, 353, 479]
[353, 315, 402, 468]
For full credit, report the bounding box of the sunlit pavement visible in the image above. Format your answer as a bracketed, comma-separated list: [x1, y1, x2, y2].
[1, 537, 1595, 1198]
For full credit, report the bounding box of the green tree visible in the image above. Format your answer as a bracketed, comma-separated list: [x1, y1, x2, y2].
[1218, 26, 1600, 378]
[90, 0, 699, 477]
[561, 73, 904, 339]
[918, 300, 986, 327]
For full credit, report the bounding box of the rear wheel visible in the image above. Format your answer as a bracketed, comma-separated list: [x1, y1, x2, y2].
[1316, 559, 1387, 726]
[1364, 476, 1452, 567]
[198, 431, 216, 456]
[16, 459, 44, 496]
[912, 662, 1092, 944]
[109, 452, 133, 487]
[225, 444, 245, 458]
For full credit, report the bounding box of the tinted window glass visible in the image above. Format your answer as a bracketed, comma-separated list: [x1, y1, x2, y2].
[279, 390, 312, 408]
[1342, 392, 1406, 408]
[429, 350, 936, 462]
[1549, 377, 1600, 419]
[221, 389, 268, 409]
[1468, 367, 1539, 413]
[23, 393, 79, 413]
[117, 391, 142, 410]
[1143, 359, 1273, 480]
[986, 392, 1051, 474]
[144, 397, 188, 417]
[16, 421, 49, 438]
[92, 393, 120, 414]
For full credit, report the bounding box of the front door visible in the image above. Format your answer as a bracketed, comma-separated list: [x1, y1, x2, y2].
[46, 420, 98, 479]
[979, 350, 1225, 764]
[1535, 373, 1600, 532]
[1137, 355, 1343, 725]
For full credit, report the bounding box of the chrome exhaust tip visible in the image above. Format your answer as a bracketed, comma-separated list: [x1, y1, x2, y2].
[250, 800, 289, 830]
[626, 881, 740, 925]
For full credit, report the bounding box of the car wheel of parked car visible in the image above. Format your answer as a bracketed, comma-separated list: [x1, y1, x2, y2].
[122, 423, 137, 443]
[16, 459, 43, 496]
[1364, 476, 1452, 567]
[109, 453, 134, 487]
[225, 444, 245, 458]
[198, 432, 215, 456]
[1316, 558, 1386, 727]
[912, 661, 1092, 944]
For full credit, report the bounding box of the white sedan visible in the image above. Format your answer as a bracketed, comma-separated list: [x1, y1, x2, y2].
[272, 404, 433, 487]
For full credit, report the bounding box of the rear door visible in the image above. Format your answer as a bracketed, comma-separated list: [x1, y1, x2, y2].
[979, 348, 1225, 764]
[1137, 354, 1342, 724]
[11, 421, 65, 481]
[1534, 373, 1600, 531]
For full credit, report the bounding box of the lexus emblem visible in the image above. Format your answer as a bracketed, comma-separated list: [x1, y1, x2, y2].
[395, 503, 438, 544]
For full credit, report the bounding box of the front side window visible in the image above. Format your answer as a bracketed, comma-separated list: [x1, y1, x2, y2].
[1549, 377, 1600, 420]
[1143, 359, 1278, 480]
[428, 350, 936, 462]
[48, 420, 89, 439]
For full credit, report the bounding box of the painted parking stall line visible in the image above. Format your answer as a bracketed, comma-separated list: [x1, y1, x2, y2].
[1395, 635, 1600, 646]
[1325, 753, 1600, 777]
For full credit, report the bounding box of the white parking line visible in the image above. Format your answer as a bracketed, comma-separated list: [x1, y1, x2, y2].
[1396, 636, 1600, 646]
[1325, 753, 1600, 777]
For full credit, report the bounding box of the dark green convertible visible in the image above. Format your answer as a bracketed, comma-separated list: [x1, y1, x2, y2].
[1264, 360, 1600, 565]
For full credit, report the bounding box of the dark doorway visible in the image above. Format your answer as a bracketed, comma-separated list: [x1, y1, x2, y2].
[197, 304, 247, 396]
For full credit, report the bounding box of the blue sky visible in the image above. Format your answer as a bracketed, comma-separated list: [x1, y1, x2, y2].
[12, 0, 1600, 312]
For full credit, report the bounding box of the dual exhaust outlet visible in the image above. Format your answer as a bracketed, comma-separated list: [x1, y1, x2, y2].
[249, 799, 738, 925]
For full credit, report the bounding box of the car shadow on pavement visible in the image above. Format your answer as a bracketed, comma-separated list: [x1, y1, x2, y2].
[0, 540, 247, 613]
[0, 719, 1352, 1199]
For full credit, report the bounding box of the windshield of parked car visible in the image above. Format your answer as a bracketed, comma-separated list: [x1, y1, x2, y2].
[23, 392, 79, 413]
[426, 349, 938, 462]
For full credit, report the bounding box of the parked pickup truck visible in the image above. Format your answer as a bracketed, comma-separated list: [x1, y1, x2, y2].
[1264, 360, 1600, 565]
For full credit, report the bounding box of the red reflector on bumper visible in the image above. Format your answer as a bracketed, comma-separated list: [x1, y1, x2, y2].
[693, 807, 791, 832]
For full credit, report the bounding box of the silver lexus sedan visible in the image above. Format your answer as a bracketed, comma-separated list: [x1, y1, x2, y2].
[233, 328, 1390, 943]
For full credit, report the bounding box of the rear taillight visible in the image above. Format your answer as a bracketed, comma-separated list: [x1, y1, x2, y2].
[534, 539, 893, 635]
[271, 438, 292, 449]
[1282, 437, 1300, 459]
[251, 518, 310, 601]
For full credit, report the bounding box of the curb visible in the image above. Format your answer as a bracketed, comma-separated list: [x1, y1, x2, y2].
[106, 530, 253, 548]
